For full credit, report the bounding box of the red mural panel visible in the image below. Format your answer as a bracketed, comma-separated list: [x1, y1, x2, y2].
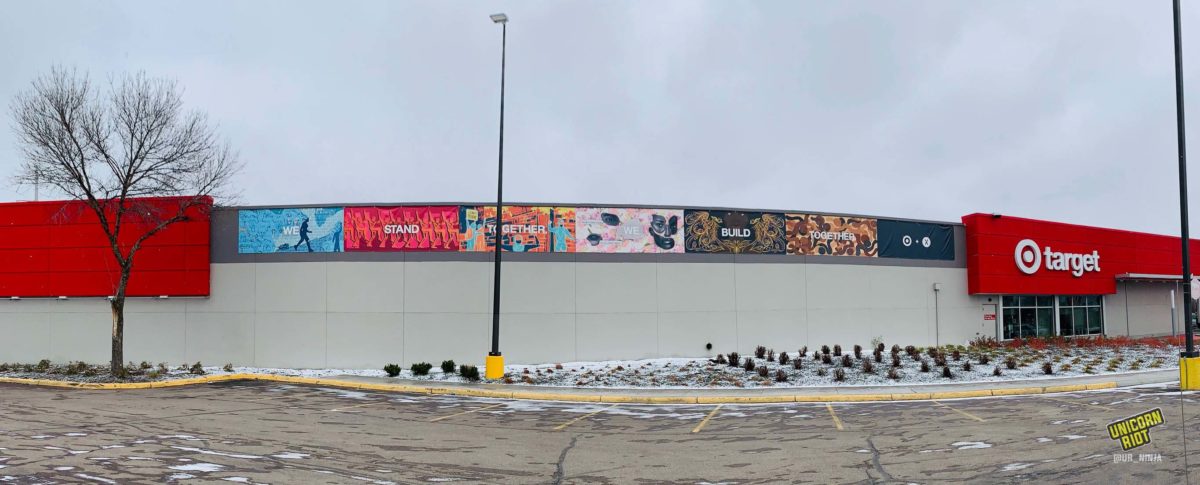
[344, 206, 460, 251]
[0, 197, 211, 297]
[963, 213, 1200, 295]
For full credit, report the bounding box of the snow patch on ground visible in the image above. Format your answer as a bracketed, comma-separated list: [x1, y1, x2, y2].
[271, 452, 308, 459]
[1001, 463, 1035, 471]
[171, 445, 262, 459]
[951, 441, 992, 450]
[169, 462, 225, 472]
[75, 473, 117, 484]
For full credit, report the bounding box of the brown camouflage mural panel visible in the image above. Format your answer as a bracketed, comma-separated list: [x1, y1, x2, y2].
[786, 214, 878, 257]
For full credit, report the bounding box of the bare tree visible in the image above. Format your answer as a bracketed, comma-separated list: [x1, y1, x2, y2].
[10, 67, 240, 376]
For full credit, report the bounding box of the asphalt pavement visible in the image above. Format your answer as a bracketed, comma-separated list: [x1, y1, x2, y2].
[0, 380, 1196, 484]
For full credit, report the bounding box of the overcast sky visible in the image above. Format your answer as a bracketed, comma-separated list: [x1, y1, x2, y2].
[2, 1, 1199, 234]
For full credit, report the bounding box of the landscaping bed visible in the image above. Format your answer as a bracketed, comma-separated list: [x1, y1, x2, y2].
[0, 336, 1184, 388]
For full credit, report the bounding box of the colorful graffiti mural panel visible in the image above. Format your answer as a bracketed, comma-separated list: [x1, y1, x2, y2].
[344, 206, 460, 251]
[575, 208, 684, 253]
[786, 214, 878, 257]
[683, 210, 786, 254]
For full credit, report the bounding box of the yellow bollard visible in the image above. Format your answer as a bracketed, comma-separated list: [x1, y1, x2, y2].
[485, 354, 505, 380]
[1180, 357, 1200, 390]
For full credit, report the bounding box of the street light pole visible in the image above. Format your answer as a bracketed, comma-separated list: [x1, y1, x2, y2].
[1174, 0, 1198, 359]
[486, 12, 509, 380]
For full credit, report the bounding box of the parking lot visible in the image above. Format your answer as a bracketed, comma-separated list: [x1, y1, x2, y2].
[0, 380, 1196, 483]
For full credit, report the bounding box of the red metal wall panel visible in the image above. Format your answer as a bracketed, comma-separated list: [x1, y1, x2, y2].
[963, 213, 1200, 295]
[0, 198, 211, 297]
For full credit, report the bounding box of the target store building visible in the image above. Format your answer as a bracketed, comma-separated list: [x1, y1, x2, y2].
[0, 199, 1192, 369]
[963, 213, 1196, 341]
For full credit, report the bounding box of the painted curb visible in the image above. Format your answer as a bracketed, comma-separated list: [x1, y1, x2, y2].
[0, 374, 1129, 403]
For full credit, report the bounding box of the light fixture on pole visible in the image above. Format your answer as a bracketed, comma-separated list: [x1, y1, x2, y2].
[1172, 0, 1200, 390]
[485, 12, 508, 380]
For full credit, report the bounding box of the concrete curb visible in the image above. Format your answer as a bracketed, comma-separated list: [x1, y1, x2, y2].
[0, 373, 1123, 403]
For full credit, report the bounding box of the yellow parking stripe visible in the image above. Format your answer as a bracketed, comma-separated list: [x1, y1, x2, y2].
[554, 405, 617, 431]
[691, 404, 723, 433]
[933, 400, 986, 422]
[826, 403, 844, 431]
[430, 403, 504, 422]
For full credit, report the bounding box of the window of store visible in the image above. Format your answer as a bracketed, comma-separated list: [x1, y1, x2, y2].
[1000, 295, 1103, 340]
[1058, 295, 1104, 336]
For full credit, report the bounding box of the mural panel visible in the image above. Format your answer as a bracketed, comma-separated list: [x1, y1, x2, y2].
[877, 219, 954, 260]
[460, 206, 573, 253]
[575, 208, 684, 253]
[684, 210, 786, 254]
[238, 207, 344, 253]
[344, 206, 459, 251]
[786, 214, 878, 257]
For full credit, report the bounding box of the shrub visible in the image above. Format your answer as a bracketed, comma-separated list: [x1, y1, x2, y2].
[1005, 356, 1018, 370]
[1150, 358, 1165, 369]
[887, 368, 900, 380]
[778, 352, 790, 365]
[743, 359, 756, 372]
[934, 354, 947, 367]
[927, 347, 939, 358]
[876, 342, 885, 353]
[157, 362, 169, 374]
[22, 363, 34, 372]
[942, 366, 952, 379]
[861, 360, 874, 374]
[822, 354, 833, 365]
[978, 354, 990, 365]
[715, 353, 727, 365]
[774, 369, 788, 382]
[817, 367, 828, 377]
[833, 345, 842, 357]
[139, 361, 152, 370]
[222, 363, 234, 372]
[757, 366, 769, 378]
[65, 361, 84, 375]
[755, 346, 767, 359]
[1042, 361, 1053, 375]
[993, 366, 1002, 376]
[147, 369, 161, 379]
[970, 336, 1000, 349]
[189, 362, 205, 375]
[905, 345, 917, 357]
[1129, 360, 1142, 371]
[441, 360, 456, 374]
[728, 352, 741, 367]
[871, 336, 885, 351]
[460, 365, 480, 381]
[411, 362, 433, 376]
[891, 345, 901, 356]
[383, 364, 401, 377]
[799, 346, 808, 358]
[821, 345, 831, 356]
[814, 351, 822, 362]
[892, 354, 901, 368]
[920, 360, 931, 373]
[767, 349, 776, 362]
[1059, 363, 1072, 372]
[841, 355, 853, 368]
[792, 358, 803, 370]
[833, 368, 845, 382]
[853, 345, 863, 359]
[962, 361, 972, 372]
[0, 363, 8, 372]
[82, 365, 98, 377]
[874, 349, 883, 363]
[951, 350, 962, 361]
[36, 359, 51, 372]
[1084, 364, 1096, 374]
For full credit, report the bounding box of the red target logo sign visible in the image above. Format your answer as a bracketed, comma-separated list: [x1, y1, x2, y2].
[1014, 239, 1042, 275]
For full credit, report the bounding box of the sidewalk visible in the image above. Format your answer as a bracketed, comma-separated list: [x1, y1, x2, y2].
[325, 368, 1178, 403]
[0, 369, 1178, 403]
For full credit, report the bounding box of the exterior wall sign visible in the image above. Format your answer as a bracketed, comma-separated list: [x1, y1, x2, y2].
[238, 207, 344, 254]
[684, 210, 786, 254]
[877, 219, 955, 260]
[344, 206, 460, 252]
[575, 208, 685, 253]
[785, 214, 877, 257]
[963, 213, 1200, 295]
[1013, 239, 1100, 277]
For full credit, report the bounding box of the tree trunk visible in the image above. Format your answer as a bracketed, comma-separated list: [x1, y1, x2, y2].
[110, 296, 124, 376]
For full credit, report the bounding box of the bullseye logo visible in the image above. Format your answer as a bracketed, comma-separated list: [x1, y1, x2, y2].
[1014, 239, 1041, 274]
[1013, 239, 1101, 277]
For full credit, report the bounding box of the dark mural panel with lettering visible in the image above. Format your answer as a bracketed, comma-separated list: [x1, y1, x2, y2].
[684, 210, 786, 254]
[877, 219, 955, 260]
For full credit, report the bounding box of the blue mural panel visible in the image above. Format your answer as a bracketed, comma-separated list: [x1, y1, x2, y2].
[238, 207, 344, 253]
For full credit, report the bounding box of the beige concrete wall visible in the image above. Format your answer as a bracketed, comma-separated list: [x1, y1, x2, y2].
[1106, 281, 1183, 338]
[0, 261, 988, 368]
